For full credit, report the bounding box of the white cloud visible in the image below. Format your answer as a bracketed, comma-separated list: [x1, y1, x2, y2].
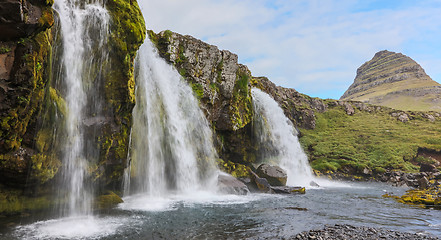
[141, 0, 441, 99]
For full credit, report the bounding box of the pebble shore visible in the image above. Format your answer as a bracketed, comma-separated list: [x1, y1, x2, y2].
[294, 224, 439, 240]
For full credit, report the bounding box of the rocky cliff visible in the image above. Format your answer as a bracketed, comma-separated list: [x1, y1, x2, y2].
[148, 30, 255, 175]
[150, 31, 441, 179]
[341, 50, 441, 111]
[0, 0, 145, 214]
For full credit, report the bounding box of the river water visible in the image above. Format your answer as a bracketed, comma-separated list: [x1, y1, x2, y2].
[1, 182, 440, 239]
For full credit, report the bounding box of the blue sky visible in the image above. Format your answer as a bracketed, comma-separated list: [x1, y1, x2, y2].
[140, 0, 441, 99]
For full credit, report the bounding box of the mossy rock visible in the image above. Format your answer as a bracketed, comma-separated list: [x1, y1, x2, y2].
[95, 191, 124, 209]
[217, 159, 250, 178]
[385, 187, 441, 209]
[0, 187, 52, 215]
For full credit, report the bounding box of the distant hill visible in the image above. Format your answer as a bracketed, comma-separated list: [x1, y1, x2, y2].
[340, 50, 441, 111]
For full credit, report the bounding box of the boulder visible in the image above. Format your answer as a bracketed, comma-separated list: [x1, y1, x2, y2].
[217, 172, 250, 195]
[420, 163, 437, 173]
[255, 164, 287, 186]
[270, 186, 305, 194]
[250, 170, 272, 193]
[418, 176, 429, 189]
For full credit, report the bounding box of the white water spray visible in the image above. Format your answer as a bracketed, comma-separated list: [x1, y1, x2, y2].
[54, 0, 109, 216]
[124, 40, 218, 197]
[251, 88, 315, 187]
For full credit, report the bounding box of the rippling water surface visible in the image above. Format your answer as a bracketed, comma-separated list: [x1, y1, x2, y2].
[1, 182, 440, 239]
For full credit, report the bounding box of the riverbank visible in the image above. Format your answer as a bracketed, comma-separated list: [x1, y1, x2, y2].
[295, 224, 439, 240]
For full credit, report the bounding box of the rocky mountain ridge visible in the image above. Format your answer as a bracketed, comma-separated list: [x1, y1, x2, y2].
[341, 50, 441, 111]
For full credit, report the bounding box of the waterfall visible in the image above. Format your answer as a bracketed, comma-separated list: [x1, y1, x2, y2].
[124, 41, 218, 197]
[53, 0, 109, 216]
[251, 88, 315, 187]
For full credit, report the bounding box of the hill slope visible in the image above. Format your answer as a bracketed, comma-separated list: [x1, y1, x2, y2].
[341, 50, 441, 111]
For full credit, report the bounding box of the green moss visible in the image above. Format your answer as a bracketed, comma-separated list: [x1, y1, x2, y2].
[0, 188, 52, 215]
[386, 187, 441, 209]
[218, 159, 250, 178]
[35, 128, 52, 153]
[190, 82, 204, 99]
[106, 0, 146, 109]
[48, 87, 67, 116]
[30, 153, 61, 184]
[0, 28, 53, 151]
[147, 29, 158, 46]
[229, 67, 253, 130]
[95, 191, 123, 209]
[176, 45, 187, 64]
[0, 47, 11, 54]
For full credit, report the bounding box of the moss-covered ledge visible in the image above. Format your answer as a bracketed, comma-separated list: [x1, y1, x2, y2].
[94, 0, 146, 188]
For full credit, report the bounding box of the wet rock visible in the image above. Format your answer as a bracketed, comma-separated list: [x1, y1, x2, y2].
[255, 164, 287, 186]
[217, 172, 250, 195]
[310, 181, 320, 187]
[398, 187, 441, 207]
[96, 191, 124, 209]
[270, 186, 305, 194]
[250, 170, 272, 193]
[0, 0, 53, 41]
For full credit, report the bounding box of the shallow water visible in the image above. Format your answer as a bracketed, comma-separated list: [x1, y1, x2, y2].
[1, 182, 440, 239]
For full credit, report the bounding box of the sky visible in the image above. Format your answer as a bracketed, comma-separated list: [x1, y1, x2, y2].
[140, 0, 441, 99]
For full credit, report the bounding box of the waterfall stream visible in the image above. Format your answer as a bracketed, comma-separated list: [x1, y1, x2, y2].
[53, 0, 109, 217]
[251, 88, 315, 187]
[123, 40, 218, 198]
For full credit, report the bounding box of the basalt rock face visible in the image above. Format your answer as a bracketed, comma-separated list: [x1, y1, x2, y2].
[92, 0, 146, 189]
[0, 0, 54, 188]
[149, 30, 257, 166]
[0, 0, 145, 211]
[148, 30, 329, 168]
[341, 50, 441, 111]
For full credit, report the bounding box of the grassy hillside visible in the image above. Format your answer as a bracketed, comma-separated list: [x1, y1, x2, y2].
[299, 102, 441, 174]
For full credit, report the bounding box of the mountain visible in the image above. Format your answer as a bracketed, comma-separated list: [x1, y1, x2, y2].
[340, 50, 441, 111]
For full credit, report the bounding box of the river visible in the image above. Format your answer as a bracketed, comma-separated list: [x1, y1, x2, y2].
[1, 182, 440, 239]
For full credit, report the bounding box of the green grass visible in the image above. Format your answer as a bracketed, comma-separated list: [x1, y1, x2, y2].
[299, 106, 441, 173]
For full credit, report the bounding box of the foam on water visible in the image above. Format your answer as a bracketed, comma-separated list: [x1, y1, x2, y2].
[14, 216, 134, 240]
[119, 191, 267, 212]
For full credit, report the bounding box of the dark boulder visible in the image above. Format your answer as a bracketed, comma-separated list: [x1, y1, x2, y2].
[250, 170, 272, 193]
[270, 186, 305, 194]
[420, 163, 437, 173]
[217, 172, 250, 195]
[255, 164, 287, 186]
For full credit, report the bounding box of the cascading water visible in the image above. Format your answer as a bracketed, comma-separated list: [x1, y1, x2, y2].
[53, 0, 109, 216]
[251, 88, 315, 187]
[123, 41, 218, 197]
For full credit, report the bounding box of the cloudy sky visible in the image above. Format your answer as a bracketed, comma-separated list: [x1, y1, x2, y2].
[139, 0, 441, 99]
